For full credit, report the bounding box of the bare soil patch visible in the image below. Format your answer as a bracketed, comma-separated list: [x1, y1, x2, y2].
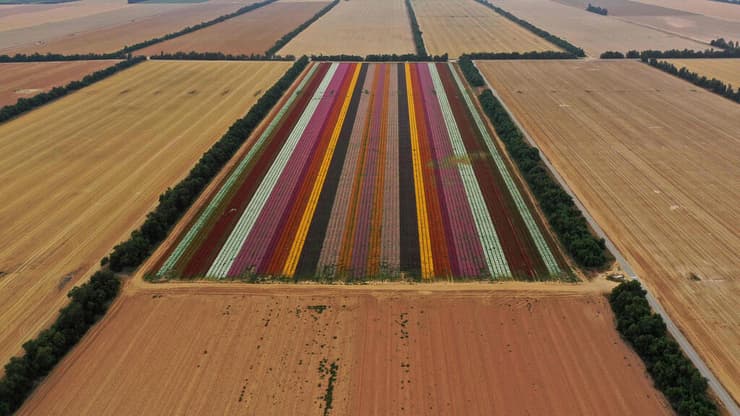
[19, 283, 671, 415]
[0, 60, 291, 371]
[0, 60, 117, 106]
[479, 59, 740, 403]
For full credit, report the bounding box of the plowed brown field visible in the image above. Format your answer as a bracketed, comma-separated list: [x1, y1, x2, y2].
[412, 0, 558, 56]
[0, 60, 117, 106]
[278, 0, 415, 56]
[486, 0, 708, 56]
[667, 58, 740, 88]
[19, 283, 671, 415]
[0, 60, 290, 370]
[479, 59, 740, 403]
[0, 2, 251, 54]
[138, 2, 329, 56]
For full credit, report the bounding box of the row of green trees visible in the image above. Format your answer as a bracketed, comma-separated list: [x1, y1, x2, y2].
[0, 52, 123, 62]
[463, 51, 578, 60]
[600, 50, 640, 58]
[405, 0, 428, 57]
[0, 270, 121, 415]
[476, 89, 608, 268]
[473, 0, 586, 57]
[0, 57, 145, 124]
[610, 281, 718, 415]
[647, 58, 740, 103]
[458, 56, 484, 87]
[150, 51, 293, 61]
[107, 56, 310, 271]
[640, 48, 740, 59]
[586, 3, 608, 15]
[264, 0, 339, 56]
[118, 0, 277, 54]
[709, 38, 738, 50]
[310, 53, 448, 62]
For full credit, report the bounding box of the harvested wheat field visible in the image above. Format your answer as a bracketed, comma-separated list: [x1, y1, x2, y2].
[138, 2, 329, 56]
[667, 58, 740, 88]
[0, 0, 129, 32]
[0, 60, 291, 370]
[19, 284, 671, 415]
[629, 0, 740, 22]
[1, 2, 250, 54]
[478, 59, 740, 403]
[488, 0, 708, 56]
[279, 0, 415, 56]
[0, 60, 117, 106]
[412, 0, 558, 56]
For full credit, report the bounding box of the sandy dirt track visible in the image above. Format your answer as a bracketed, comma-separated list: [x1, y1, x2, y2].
[0, 1, 252, 54]
[19, 282, 671, 415]
[0, 60, 290, 371]
[279, 0, 415, 56]
[413, 0, 558, 56]
[479, 59, 740, 404]
[667, 58, 740, 88]
[138, 1, 329, 56]
[487, 0, 709, 56]
[0, 60, 117, 106]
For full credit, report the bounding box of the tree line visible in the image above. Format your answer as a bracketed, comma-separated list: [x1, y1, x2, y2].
[586, 3, 608, 15]
[458, 56, 484, 87]
[405, 0, 428, 57]
[117, 0, 278, 55]
[463, 51, 579, 60]
[476, 89, 608, 268]
[473, 0, 586, 57]
[0, 52, 124, 62]
[150, 51, 293, 61]
[600, 47, 740, 59]
[709, 38, 738, 50]
[0, 270, 121, 415]
[310, 53, 448, 62]
[264, 0, 339, 57]
[610, 281, 718, 415]
[646, 58, 740, 103]
[107, 57, 310, 271]
[0, 56, 145, 124]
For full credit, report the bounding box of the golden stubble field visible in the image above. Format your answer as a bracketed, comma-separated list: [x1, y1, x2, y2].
[138, 2, 329, 56]
[0, 1, 253, 54]
[479, 59, 740, 403]
[667, 58, 740, 88]
[487, 0, 709, 56]
[0, 60, 117, 106]
[278, 0, 415, 56]
[19, 282, 671, 415]
[0, 60, 291, 370]
[412, 0, 558, 56]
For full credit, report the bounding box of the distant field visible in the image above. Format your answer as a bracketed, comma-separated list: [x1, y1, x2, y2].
[0, 60, 291, 372]
[138, 2, 329, 56]
[150, 62, 565, 281]
[278, 0, 415, 56]
[412, 0, 559, 56]
[556, 0, 740, 44]
[19, 285, 671, 415]
[632, 0, 740, 21]
[0, 1, 252, 54]
[0, 60, 116, 106]
[0, 0, 76, 4]
[487, 0, 709, 56]
[479, 59, 740, 403]
[667, 58, 740, 87]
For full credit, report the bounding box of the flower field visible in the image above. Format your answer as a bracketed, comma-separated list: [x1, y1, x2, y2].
[152, 62, 566, 281]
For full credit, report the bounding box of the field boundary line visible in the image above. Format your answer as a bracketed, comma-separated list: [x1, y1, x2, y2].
[474, 60, 740, 415]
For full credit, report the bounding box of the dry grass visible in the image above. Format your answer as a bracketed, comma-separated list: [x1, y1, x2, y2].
[487, 0, 709, 56]
[278, 0, 415, 56]
[479, 59, 740, 403]
[0, 60, 117, 106]
[667, 58, 740, 88]
[19, 283, 670, 415]
[0, 2, 251, 54]
[0, 60, 291, 371]
[138, 2, 329, 56]
[412, 0, 559, 56]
